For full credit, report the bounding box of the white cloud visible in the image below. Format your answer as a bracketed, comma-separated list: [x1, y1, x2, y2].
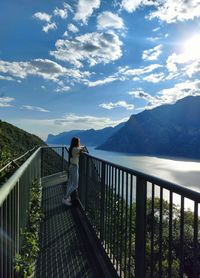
[63, 3, 74, 13]
[121, 0, 200, 23]
[166, 35, 200, 78]
[152, 27, 160, 32]
[149, 0, 200, 23]
[0, 75, 15, 81]
[55, 86, 71, 93]
[97, 11, 124, 30]
[120, 64, 162, 77]
[54, 113, 127, 130]
[0, 59, 91, 84]
[33, 12, 51, 22]
[86, 76, 117, 87]
[54, 7, 68, 19]
[22, 105, 49, 112]
[121, 0, 143, 12]
[74, 0, 100, 24]
[99, 100, 134, 110]
[11, 115, 128, 140]
[68, 23, 79, 33]
[147, 36, 160, 42]
[0, 97, 14, 107]
[50, 31, 122, 68]
[143, 72, 165, 83]
[63, 31, 68, 37]
[129, 88, 155, 102]
[84, 63, 163, 88]
[121, 0, 156, 13]
[43, 22, 57, 33]
[142, 44, 162, 61]
[130, 80, 200, 109]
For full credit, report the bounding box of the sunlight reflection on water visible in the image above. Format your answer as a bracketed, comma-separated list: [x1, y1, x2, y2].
[89, 147, 200, 211]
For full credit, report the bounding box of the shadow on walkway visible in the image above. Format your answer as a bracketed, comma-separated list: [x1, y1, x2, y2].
[36, 184, 97, 278]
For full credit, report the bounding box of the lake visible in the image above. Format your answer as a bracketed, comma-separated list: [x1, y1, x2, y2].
[88, 147, 200, 195]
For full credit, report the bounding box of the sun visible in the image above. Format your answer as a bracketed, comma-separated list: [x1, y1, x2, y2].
[182, 35, 200, 60]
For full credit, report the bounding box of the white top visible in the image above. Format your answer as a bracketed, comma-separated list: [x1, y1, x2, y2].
[70, 147, 81, 166]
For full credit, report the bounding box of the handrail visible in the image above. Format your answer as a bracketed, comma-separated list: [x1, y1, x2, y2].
[79, 152, 200, 277]
[0, 147, 41, 207]
[0, 145, 39, 173]
[83, 152, 200, 201]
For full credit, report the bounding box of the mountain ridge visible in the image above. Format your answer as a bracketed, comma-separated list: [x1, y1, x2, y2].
[97, 96, 200, 159]
[46, 122, 125, 146]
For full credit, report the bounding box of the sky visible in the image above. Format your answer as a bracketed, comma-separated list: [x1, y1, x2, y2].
[0, 0, 200, 140]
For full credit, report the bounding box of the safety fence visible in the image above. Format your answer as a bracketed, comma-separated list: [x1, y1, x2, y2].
[0, 146, 68, 278]
[79, 153, 200, 278]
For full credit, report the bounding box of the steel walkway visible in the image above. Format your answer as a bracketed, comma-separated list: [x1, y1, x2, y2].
[35, 183, 98, 278]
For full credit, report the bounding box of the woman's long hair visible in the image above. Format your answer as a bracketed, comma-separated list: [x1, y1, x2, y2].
[68, 137, 80, 163]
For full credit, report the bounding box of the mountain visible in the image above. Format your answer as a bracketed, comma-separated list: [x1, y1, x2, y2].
[0, 120, 44, 166]
[46, 122, 125, 146]
[98, 96, 200, 159]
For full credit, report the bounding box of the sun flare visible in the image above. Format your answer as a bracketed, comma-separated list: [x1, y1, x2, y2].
[182, 35, 200, 60]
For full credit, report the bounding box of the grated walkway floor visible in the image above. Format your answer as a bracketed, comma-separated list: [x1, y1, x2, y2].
[35, 183, 97, 278]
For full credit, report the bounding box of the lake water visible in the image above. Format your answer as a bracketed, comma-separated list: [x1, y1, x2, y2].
[88, 147, 200, 192]
[88, 147, 200, 210]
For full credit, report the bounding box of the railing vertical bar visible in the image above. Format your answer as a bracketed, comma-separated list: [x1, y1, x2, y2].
[128, 174, 133, 278]
[159, 187, 163, 277]
[110, 165, 114, 263]
[62, 146, 64, 171]
[116, 169, 120, 272]
[193, 201, 198, 278]
[10, 187, 15, 277]
[3, 201, 7, 278]
[113, 167, 117, 269]
[150, 183, 155, 278]
[105, 163, 108, 251]
[120, 171, 124, 277]
[85, 156, 89, 212]
[124, 172, 129, 277]
[108, 164, 111, 257]
[100, 161, 105, 242]
[98, 160, 101, 233]
[0, 204, 3, 278]
[179, 196, 184, 277]
[135, 176, 147, 278]
[168, 190, 173, 278]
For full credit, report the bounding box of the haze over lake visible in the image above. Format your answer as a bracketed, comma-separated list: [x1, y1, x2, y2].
[88, 147, 200, 194]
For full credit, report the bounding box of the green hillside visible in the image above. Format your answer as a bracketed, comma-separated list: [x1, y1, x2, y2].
[0, 120, 44, 168]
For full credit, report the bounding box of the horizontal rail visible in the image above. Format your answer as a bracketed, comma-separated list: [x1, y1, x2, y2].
[83, 153, 200, 202]
[0, 145, 38, 173]
[0, 147, 41, 207]
[79, 152, 200, 278]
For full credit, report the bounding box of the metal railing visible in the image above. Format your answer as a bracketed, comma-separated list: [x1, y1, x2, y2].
[79, 153, 200, 278]
[0, 146, 68, 278]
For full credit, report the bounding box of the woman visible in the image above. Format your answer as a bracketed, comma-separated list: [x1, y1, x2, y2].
[62, 137, 85, 206]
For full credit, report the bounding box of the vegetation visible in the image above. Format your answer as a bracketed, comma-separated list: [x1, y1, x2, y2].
[86, 182, 200, 277]
[14, 179, 43, 277]
[0, 120, 45, 184]
[0, 120, 44, 158]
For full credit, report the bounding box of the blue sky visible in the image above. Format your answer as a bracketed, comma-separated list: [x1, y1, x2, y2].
[0, 0, 200, 140]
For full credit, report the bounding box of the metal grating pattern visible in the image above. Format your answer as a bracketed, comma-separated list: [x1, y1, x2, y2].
[36, 184, 96, 278]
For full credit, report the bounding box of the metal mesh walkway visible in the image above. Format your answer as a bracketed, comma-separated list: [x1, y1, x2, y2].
[35, 183, 97, 278]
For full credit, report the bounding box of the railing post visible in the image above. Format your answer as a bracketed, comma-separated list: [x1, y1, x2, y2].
[100, 161, 106, 242]
[135, 176, 147, 278]
[41, 147, 44, 177]
[62, 146, 64, 172]
[85, 156, 89, 212]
